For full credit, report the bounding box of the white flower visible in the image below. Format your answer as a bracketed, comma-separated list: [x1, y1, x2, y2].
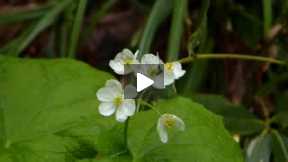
[164, 62, 186, 86]
[109, 49, 139, 75]
[141, 54, 163, 65]
[140, 54, 164, 89]
[96, 79, 136, 122]
[157, 113, 185, 143]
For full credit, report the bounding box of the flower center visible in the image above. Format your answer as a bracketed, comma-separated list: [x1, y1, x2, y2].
[148, 67, 159, 77]
[113, 96, 123, 107]
[124, 58, 134, 64]
[163, 116, 176, 128]
[165, 63, 174, 72]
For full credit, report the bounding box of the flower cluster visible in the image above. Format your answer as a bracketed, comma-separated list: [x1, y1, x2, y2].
[96, 49, 186, 143]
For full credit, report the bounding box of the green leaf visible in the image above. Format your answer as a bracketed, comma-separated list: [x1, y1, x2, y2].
[191, 94, 264, 135]
[246, 133, 271, 162]
[271, 130, 288, 162]
[128, 97, 244, 162]
[272, 111, 288, 129]
[0, 56, 127, 161]
[138, 0, 172, 57]
[230, 6, 262, 47]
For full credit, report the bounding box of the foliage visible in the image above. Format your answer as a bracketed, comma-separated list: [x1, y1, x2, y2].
[0, 0, 288, 161]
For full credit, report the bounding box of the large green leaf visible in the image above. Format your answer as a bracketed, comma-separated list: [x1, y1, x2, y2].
[128, 97, 244, 162]
[191, 94, 264, 135]
[0, 56, 126, 161]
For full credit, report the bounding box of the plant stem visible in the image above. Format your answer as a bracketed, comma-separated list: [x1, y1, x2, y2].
[124, 118, 129, 148]
[178, 53, 286, 65]
[138, 99, 161, 115]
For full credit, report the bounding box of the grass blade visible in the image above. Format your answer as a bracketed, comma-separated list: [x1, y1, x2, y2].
[67, 0, 87, 58]
[138, 0, 173, 57]
[167, 0, 187, 61]
[263, 0, 272, 35]
[0, 3, 54, 24]
[1, 0, 73, 57]
[180, 0, 210, 95]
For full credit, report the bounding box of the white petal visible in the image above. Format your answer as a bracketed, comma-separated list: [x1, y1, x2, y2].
[172, 62, 186, 79]
[141, 54, 163, 64]
[172, 115, 185, 131]
[96, 86, 117, 102]
[99, 102, 116, 116]
[121, 99, 136, 116]
[134, 50, 139, 58]
[105, 79, 123, 94]
[115, 108, 128, 122]
[121, 49, 135, 58]
[109, 60, 125, 75]
[157, 117, 168, 143]
[164, 71, 175, 86]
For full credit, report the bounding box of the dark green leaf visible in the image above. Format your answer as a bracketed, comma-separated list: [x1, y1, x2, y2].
[272, 111, 288, 129]
[271, 130, 288, 162]
[246, 133, 271, 162]
[191, 94, 264, 135]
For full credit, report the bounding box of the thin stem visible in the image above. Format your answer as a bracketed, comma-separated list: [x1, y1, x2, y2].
[178, 53, 286, 65]
[138, 99, 162, 116]
[124, 118, 129, 148]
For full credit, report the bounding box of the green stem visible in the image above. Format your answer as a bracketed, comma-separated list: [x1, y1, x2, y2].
[178, 53, 286, 65]
[138, 99, 161, 115]
[124, 118, 129, 148]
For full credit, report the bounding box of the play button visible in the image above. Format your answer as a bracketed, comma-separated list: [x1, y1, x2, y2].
[136, 73, 154, 92]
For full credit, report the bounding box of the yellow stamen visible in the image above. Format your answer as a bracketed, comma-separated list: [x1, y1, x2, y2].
[163, 115, 176, 128]
[124, 58, 134, 64]
[165, 63, 174, 72]
[113, 96, 123, 107]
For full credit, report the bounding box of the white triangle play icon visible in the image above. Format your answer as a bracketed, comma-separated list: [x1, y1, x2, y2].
[136, 73, 154, 92]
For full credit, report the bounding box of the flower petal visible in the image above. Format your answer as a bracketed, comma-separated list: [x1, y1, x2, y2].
[105, 79, 123, 93]
[115, 108, 128, 122]
[172, 115, 185, 131]
[157, 117, 168, 143]
[109, 60, 125, 75]
[99, 102, 116, 116]
[96, 86, 117, 102]
[121, 48, 135, 58]
[121, 99, 136, 116]
[172, 62, 186, 79]
[164, 70, 175, 86]
[141, 54, 163, 64]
